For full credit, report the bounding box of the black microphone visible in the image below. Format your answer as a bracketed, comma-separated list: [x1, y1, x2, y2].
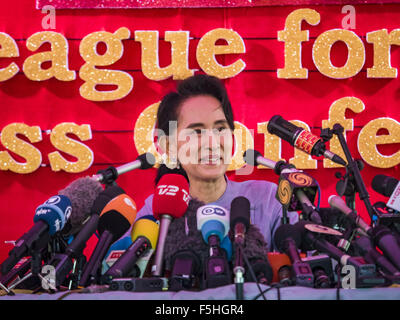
[267, 115, 347, 166]
[245, 258, 273, 285]
[372, 174, 399, 198]
[273, 223, 314, 287]
[354, 236, 400, 276]
[169, 250, 202, 291]
[329, 195, 400, 271]
[294, 220, 386, 288]
[79, 186, 137, 287]
[230, 197, 250, 246]
[230, 196, 250, 300]
[371, 174, 400, 213]
[370, 225, 400, 272]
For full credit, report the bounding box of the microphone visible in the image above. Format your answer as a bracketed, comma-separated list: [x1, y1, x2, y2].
[230, 196, 250, 299]
[243, 149, 322, 224]
[273, 223, 314, 287]
[151, 174, 190, 276]
[103, 215, 159, 280]
[354, 236, 400, 276]
[1, 195, 72, 276]
[371, 174, 400, 212]
[38, 177, 103, 288]
[329, 195, 400, 271]
[294, 220, 385, 288]
[58, 176, 104, 237]
[267, 115, 347, 166]
[79, 186, 137, 287]
[197, 205, 230, 248]
[196, 204, 231, 289]
[230, 197, 250, 246]
[220, 236, 233, 262]
[245, 258, 273, 285]
[103, 235, 133, 270]
[328, 195, 371, 235]
[169, 250, 202, 291]
[131, 216, 160, 278]
[92, 153, 156, 184]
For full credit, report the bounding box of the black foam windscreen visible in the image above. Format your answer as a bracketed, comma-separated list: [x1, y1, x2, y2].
[98, 210, 131, 242]
[371, 174, 399, 198]
[91, 185, 125, 215]
[137, 152, 156, 170]
[243, 149, 262, 167]
[230, 196, 251, 230]
[245, 258, 273, 285]
[273, 223, 302, 252]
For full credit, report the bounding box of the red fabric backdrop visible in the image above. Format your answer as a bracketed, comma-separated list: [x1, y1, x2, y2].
[0, 1, 399, 262]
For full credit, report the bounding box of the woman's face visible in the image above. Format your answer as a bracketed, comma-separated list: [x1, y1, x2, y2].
[171, 95, 233, 182]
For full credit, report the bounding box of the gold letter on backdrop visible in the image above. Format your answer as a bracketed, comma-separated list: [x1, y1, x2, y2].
[0, 123, 42, 174]
[312, 29, 365, 79]
[79, 27, 133, 101]
[196, 28, 246, 79]
[228, 121, 254, 172]
[133, 102, 162, 166]
[367, 29, 400, 78]
[322, 97, 365, 168]
[48, 123, 93, 173]
[277, 9, 320, 79]
[257, 122, 282, 165]
[358, 118, 400, 168]
[23, 31, 76, 81]
[135, 31, 194, 81]
[0, 32, 20, 81]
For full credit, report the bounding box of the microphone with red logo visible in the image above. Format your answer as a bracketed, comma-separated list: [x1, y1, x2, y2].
[151, 174, 190, 276]
[267, 115, 347, 166]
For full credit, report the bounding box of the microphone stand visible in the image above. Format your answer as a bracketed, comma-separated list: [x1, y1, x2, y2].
[233, 244, 245, 300]
[321, 124, 376, 224]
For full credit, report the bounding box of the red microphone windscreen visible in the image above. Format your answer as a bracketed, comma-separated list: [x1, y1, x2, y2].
[152, 174, 190, 220]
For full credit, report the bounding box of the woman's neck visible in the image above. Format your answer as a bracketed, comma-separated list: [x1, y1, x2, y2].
[188, 175, 227, 204]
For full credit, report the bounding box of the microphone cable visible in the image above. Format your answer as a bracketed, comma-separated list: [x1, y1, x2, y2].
[240, 246, 267, 300]
[315, 180, 321, 211]
[252, 283, 284, 301]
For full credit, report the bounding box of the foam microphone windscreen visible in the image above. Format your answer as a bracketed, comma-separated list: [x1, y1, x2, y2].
[58, 176, 104, 235]
[371, 174, 399, 198]
[152, 174, 190, 220]
[98, 191, 138, 242]
[230, 196, 251, 230]
[131, 215, 160, 249]
[273, 223, 302, 252]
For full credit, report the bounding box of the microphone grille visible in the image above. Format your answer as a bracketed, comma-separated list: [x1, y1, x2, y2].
[243, 149, 261, 166]
[273, 223, 302, 252]
[153, 174, 190, 220]
[137, 153, 156, 170]
[372, 174, 398, 197]
[230, 196, 251, 229]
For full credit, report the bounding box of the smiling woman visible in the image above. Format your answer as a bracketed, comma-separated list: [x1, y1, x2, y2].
[155, 74, 235, 203]
[131, 74, 298, 283]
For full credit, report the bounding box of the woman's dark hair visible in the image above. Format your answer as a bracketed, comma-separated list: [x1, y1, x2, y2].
[154, 74, 234, 185]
